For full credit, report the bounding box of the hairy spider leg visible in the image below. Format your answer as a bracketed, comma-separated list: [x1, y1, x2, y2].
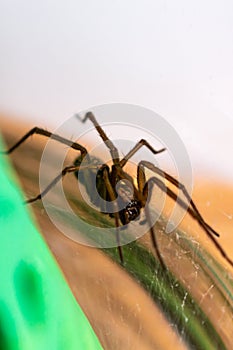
[139, 161, 220, 238]
[119, 139, 166, 168]
[1, 127, 87, 157]
[136, 164, 166, 269]
[23, 161, 124, 264]
[143, 175, 233, 269]
[80, 112, 120, 164]
[25, 164, 100, 204]
[80, 113, 166, 168]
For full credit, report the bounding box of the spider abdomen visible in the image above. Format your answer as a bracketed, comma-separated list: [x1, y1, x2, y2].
[74, 155, 112, 213]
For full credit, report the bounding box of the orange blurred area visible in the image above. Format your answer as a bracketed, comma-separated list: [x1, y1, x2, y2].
[181, 180, 233, 267]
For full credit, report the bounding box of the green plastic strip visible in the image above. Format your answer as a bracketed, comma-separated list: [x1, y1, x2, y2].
[0, 135, 103, 350]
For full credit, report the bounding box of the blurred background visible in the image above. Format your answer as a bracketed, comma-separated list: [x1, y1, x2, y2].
[1, 2, 233, 349]
[1, 0, 233, 181]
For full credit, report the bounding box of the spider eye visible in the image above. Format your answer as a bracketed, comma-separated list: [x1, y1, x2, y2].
[127, 207, 140, 221]
[119, 200, 141, 225]
[125, 200, 141, 221]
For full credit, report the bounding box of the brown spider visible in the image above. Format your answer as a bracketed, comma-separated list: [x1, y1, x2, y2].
[2, 112, 233, 269]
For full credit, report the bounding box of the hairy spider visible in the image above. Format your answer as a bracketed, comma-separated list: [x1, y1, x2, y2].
[2, 112, 233, 269]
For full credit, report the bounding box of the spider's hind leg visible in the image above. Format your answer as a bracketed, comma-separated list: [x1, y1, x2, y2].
[25, 164, 97, 204]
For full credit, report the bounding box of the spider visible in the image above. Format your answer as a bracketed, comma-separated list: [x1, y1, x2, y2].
[2, 112, 233, 269]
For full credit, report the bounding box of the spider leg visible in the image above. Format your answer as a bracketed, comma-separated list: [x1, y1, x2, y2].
[24, 160, 124, 263]
[139, 161, 220, 238]
[136, 164, 166, 269]
[25, 164, 100, 204]
[77, 112, 120, 164]
[144, 205, 167, 270]
[120, 139, 166, 168]
[102, 167, 124, 265]
[1, 127, 87, 156]
[142, 173, 233, 268]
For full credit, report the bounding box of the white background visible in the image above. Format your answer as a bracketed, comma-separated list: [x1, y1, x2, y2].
[0, 0, 233, 181]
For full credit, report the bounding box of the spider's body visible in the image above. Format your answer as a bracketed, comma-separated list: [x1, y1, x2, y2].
[74, 155, 109, 212]
[74, 154, 142, 225]
[2, 111, 233, 269]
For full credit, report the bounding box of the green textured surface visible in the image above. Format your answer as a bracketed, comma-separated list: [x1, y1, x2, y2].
[0, 135, 103, 350]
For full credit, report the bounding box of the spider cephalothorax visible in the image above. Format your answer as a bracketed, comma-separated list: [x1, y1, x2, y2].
[2, 111, 233, 269]
[74, 155, 142, 225]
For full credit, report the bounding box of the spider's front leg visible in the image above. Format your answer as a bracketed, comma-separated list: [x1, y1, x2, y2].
[77, 112, 120, 164]
[120, 139, 166, 168]
[1, 127, 87, 156]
